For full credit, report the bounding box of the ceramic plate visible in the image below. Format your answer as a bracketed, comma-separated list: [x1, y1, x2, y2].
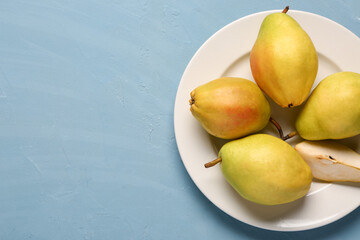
[174, 9, 360, 231]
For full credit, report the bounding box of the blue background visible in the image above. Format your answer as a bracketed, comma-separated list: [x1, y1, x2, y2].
[0, 0, 359, 239]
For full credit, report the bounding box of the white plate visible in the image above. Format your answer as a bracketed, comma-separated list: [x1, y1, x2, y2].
[174, 9, 360, 231]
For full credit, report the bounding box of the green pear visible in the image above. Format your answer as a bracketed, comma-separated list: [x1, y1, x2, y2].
[190, 77, 271, 139]
[296, 72, 360, 140]
[295, 141, 360, 182]
[250, 6, 318, 108]
[205, 134, 312, 205]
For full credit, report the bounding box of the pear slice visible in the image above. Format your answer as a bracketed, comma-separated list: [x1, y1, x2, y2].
[295, 141, 360, 182]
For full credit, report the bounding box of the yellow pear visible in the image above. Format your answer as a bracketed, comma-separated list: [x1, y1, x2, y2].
[296, 72, 360, 140]
[205, 134, 312, 205]
[250, 7, 318, 108]
[189, 77, 271, 139]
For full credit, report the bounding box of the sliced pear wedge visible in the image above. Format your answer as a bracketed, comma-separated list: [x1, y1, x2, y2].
[295, 141, 360, 182]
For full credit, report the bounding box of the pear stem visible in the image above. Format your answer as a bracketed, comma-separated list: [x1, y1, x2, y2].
[204, 157, 222, 168]
[269, 117, 297, 141]
[283, 131, 297, 141]
[269, 117, 284, 139]
[282, 6, 289, 13]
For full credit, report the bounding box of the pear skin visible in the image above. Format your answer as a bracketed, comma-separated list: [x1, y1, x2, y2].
[209, 134, 312, 205]
[190, 77, 271, 139]
[296, 72, 360, 140]
[250, 8, 318, 108]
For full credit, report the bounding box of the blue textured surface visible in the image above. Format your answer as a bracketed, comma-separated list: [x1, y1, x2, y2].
[0, 0, 359, 239]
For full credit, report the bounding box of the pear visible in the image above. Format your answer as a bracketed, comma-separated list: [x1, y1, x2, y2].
[205, 134, 312, 205]
[296, 72, 360, 140]
[190, 77, 271, 139]
[295, 141, 360, 182]
[250, 6, 318, 108]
